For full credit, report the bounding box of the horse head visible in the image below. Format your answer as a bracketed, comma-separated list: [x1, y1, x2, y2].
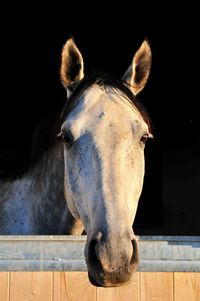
[59, 38, 152, 287]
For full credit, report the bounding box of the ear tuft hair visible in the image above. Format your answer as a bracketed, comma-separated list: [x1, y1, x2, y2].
[60, 38, 84, 87]
[122, 39, 152, 95]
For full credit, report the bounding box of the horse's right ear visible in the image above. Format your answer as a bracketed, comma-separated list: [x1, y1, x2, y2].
[60, 38, 84, 91]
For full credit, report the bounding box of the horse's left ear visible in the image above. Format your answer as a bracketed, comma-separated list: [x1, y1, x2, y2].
[60, 38, 84, 92]
[122, 39, 152, 95]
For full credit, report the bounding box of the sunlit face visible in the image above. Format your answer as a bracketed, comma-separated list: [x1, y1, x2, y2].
[60, 85, 151, 286]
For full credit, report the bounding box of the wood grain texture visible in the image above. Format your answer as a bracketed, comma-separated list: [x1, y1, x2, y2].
[140, 272, 173, 301]
[0, 272, 9, 301]
[174, 273, 200, 301]
[1, 271, 200, 301]
[97, 273, 139, 301]
[53, 272, 96, 301]
[9, 272, 53, 301]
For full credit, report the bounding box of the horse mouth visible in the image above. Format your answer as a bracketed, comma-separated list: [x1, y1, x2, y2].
[88, 271, 132, 287]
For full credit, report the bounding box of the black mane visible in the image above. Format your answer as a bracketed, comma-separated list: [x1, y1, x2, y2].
[0, 71, 152, 180]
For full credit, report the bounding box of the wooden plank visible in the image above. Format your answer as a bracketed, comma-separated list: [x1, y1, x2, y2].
[174, 272, 200, 301]
[9, 272, 53, 301]
[97, 272, 139, 301]
[140, 272, 173, 301]
[53, 272, 96, 301]
[0, 272, 9, 301]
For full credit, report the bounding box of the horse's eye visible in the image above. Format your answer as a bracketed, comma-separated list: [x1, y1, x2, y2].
[57, 131, 74, 146]
[63, 133, 74, 145]
[140, 134, 149, 145]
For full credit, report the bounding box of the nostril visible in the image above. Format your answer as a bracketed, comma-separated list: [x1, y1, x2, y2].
[88, 239, 102, 270]
[130, 239, 139, 266]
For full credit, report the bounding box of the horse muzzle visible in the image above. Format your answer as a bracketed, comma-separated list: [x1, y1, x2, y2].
[85, 231, 139, 287]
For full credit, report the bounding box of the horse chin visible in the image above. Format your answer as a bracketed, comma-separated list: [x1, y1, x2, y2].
[88, 272, 132, 288]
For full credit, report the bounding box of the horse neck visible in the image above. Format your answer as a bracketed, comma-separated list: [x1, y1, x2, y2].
[29, 140, 64, 199]
[28, 140, 83, 234]
[25, 141, 66, 232]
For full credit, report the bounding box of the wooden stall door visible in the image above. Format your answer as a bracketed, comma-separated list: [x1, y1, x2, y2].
[0, 272, 200, 301]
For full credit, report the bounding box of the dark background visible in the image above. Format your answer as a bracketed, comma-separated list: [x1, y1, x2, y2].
[0, 5, 199, 235]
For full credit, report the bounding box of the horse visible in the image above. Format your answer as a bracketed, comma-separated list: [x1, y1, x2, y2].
[0, 37, 152, 287]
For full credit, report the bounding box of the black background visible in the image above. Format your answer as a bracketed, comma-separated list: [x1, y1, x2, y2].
[0, 5, 199, 234]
